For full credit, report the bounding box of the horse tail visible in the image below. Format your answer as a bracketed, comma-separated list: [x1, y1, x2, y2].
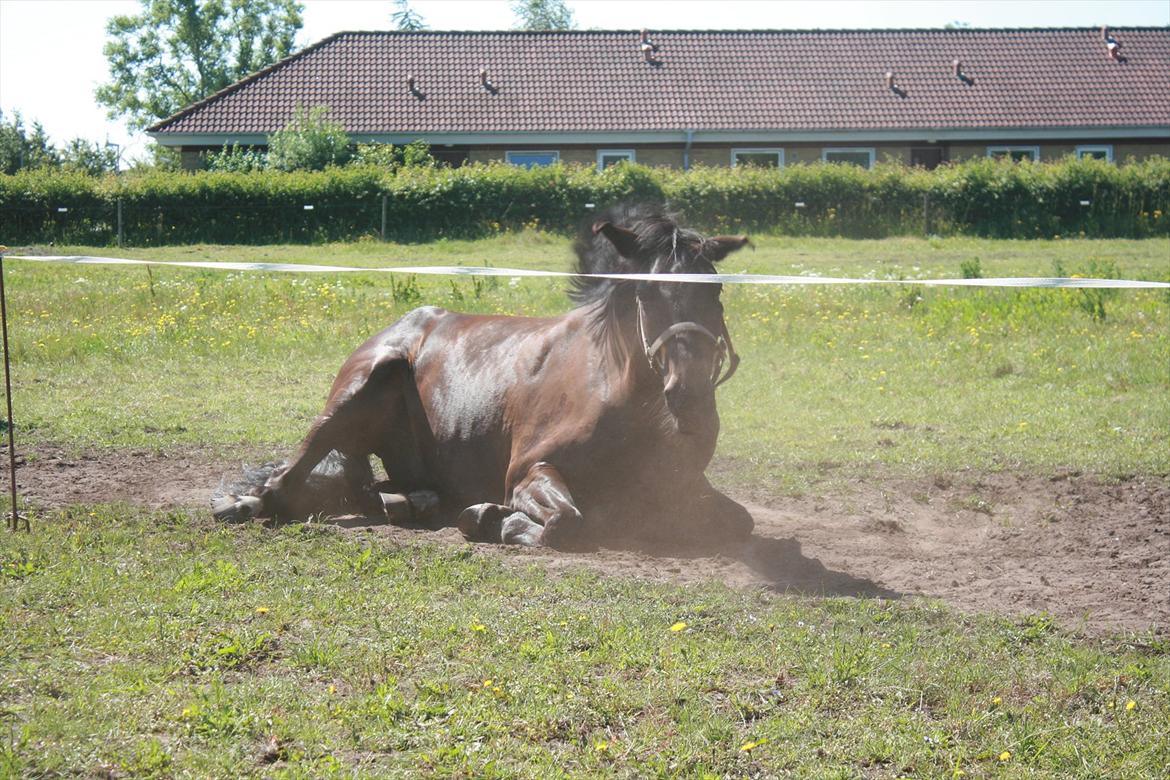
[211, 450, 353, 522]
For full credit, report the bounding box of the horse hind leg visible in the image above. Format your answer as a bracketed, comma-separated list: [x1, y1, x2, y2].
[257, 355, 413, 521]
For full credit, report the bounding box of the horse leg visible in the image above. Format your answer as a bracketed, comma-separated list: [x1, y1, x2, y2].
[457, 462, 586, 550]
[258, 355, 414, 520]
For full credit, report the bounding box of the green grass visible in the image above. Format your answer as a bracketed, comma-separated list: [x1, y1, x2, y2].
[2, 236, 1168, 776]
[5, 235, 1168, 489]
[2, 506, 1167, 778]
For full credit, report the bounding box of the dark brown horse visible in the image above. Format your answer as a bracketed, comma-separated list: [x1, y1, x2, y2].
[213, 204, 754, 548]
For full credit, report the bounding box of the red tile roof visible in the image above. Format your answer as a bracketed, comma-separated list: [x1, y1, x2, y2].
[149, 29, 1170, 136]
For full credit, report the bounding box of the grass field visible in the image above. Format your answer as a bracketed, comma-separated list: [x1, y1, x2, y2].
[3, 507, 1167, 778]
[1, 234, 1168, 777]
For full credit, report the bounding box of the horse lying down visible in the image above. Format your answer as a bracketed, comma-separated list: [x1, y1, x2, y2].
[213, 204, 754, 549]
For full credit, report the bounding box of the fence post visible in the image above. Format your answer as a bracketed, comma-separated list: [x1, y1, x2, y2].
[0, 248, 27, 532]
[380, 194, 388, 242]
[117, 198, 124, 247]
[923, 192, 931, 236]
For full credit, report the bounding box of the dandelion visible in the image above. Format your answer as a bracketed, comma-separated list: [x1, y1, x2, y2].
[255, 606, 269, 615]
[669, 621, 687, 632]
[998, 751, 1011, 762]
[1125, 699, 1136, 711]
[740, 738, 766, 752]
[991, 696, 1002, 707]
[327, 684, 336, 695]
[594, 740, 609, 751]
[483, 679, 493, 687]
[470, 622, 486, 632]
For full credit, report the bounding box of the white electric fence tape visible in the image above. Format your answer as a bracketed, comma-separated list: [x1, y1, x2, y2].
[7, 255, 1169, 289]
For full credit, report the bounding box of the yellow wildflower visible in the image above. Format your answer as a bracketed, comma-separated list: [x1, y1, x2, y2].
[1126, 700, 1136, 711]
[999, 751, 1011, 762]
[255, 606, 269, 614]
[740, 738, 766, 752]
[669, 621, 687, 632]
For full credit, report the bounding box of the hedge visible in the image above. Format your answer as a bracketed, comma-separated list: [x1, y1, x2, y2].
[0, 157, 1166, 245]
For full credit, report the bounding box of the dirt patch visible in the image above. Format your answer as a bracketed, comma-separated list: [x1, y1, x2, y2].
[12, 444, 1169, 636]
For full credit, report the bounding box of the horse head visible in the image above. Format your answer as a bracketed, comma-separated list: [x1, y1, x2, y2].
[578, 205, 750, 436]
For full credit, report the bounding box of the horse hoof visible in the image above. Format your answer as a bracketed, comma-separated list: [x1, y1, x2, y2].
[501, 513, 543, 546]
[457, 503, 508, 542]
[212, 495, 262, 523]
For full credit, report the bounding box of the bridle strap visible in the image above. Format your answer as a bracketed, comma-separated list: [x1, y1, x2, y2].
[636, 297, 740, 388]
[645, 321, 722, 361]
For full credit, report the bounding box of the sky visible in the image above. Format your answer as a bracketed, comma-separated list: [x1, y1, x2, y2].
[1, 0, 1167, 165]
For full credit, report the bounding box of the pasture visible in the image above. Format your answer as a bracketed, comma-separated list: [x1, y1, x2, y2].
[2, 233, 1168, 777]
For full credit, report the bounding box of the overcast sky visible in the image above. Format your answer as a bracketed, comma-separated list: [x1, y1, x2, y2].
[1, 0, 1167, 164]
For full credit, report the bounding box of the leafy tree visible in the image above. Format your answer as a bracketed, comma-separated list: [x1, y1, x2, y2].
[96, 0, 303, 130]
[391, 0, 427, 31]
[0, 110, 61, 174]
[60, 139, 120, 175]
[353, 140, 434, 169]
[266, 106, 352, 171]
[205, 143, 268, 172]
[511, 0, 576, 30]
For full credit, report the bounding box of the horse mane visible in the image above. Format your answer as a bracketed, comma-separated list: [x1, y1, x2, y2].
[569, 203, 708, 365]
[570, 203, 662, 366]
[570, 202, 679, 305]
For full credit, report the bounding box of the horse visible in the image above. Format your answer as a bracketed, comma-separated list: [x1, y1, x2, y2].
[212, 204, 754, 549]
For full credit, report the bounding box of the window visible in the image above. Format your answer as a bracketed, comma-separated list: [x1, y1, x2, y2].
[597, 149, 635, 170]
[822, 148, 875, 168]
[505, 150, 559, 168]
[986, 146, 1040, 162]
[731, 148, 784, 168]
[1076, 145, 1113, 162]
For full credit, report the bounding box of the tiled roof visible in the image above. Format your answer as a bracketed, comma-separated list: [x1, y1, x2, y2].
[149, 29, 1170, 135]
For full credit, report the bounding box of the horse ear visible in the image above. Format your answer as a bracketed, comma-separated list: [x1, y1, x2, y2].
[705, 235, 753, 262]
[593, 221, 642, 261]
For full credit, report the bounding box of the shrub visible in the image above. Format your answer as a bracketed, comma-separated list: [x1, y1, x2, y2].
[0, 156, 1166, 245]
[266, 106, 353, 172]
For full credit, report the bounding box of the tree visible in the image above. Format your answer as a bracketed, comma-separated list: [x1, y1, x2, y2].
[60, 139, 120, 175]
[391, 0, 427, 31]
[0, 110, 61, 174]
[266, 106, 352, 171]
[511, 0, 576, 31]
[96, 0, 303, 131]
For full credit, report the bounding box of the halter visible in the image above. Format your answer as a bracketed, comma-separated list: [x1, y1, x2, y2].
[635, 295, 740, 388]
[628, 228, 740, 388]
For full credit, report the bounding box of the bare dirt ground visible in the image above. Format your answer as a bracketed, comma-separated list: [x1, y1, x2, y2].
[13, 445, 1169, 636]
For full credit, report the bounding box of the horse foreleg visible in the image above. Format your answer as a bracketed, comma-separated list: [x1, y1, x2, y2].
[456, 462, 586, 549]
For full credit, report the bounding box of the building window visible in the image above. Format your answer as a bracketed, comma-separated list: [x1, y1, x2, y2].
[732, 149, 784, 168]
[597, 149, 635, 170]
[986, 146, 1040, 162]
[1076, 145, 1113, 162]
[822, 148, 875, 168]
[505, 150, 559, 168]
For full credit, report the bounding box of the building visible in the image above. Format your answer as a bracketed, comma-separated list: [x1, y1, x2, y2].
[147, 28, 1170, 171]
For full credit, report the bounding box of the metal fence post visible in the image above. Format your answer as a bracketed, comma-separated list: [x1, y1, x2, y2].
[117, 198, 124, 247]
[923, 192, 931, 236]
[0, 248, 26, 532]
[381, 194, 388, 241]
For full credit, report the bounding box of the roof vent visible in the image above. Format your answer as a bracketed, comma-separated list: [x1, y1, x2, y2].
[885, 71, 907, 97]
[479, 67, 498, 94]
[406, 74, 424, 99]
[1101, 26, 1125, 61]
[640, 29, 661, 64]
[953, 59, 974, 85]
